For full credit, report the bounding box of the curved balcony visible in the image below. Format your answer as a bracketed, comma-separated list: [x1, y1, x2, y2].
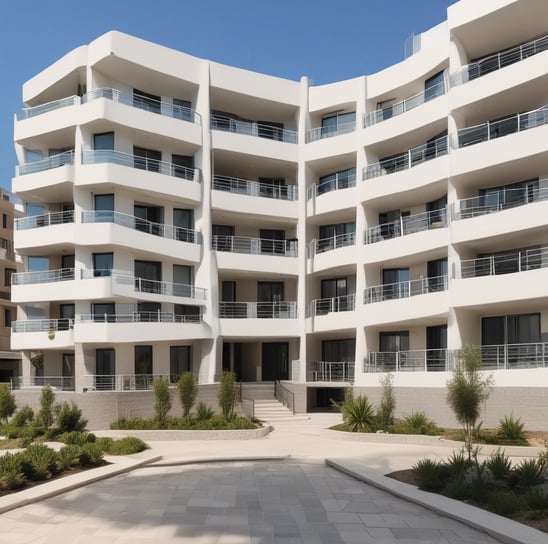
[213, 176, 297, 201]
[307, 171, 356, 199]
[305, 122, 355, 143]
[219, 301, 296, 319]
[15, 210, 74, 231]
[310, 294, 355, 316]
[310, 232, 355, 256]
[12, 268, 75, 285]
[17, 96, 80, 120]
[11, 319, 75, 350]
[210, 115, 296, 143]
[16, 150, 74, 176]
[212, 236, 297, 256]
[307, 361, 354, 383]
[364, 276, 447, 304]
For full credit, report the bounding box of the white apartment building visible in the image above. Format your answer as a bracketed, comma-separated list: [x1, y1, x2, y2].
[10, 0, 548, 416]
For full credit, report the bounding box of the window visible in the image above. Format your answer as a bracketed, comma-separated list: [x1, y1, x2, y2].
[4, 309, 11, 327]
[259, 229, 285, 255]
[134, 204, 163, 236]
[174, 209, 194, 242]
[93, 253, 113, 277]
[135, 346, 153, 378]
[482, 313, 540, 345]
[318, 278, 349, 314]
[94, 194, 114, 222]
[170, 346, 191, 381]
[318, 222, 355, 252]
[480, 178, 539, 210]
[257, 177, 286, 199]
[95, 349, 115, 390]
[93, 132, 114, 151]
[379, 331, 409, 352]
[426, 325, 447, 371]
[92, 302, 115, 322]
[321, 339, 355, 362]
[174, 304, 201, 322]
[173, 99, 192, 121]
[134, 261, 162, 293]
[173, 265, 192, 296]
[382, 268, 410, 299]
[133, 89, 161, 114]
[317, 168, 355, 195]
[212, 224, 234, 251]
[424, 71, 445, 101]
[2, 214, 6, 229]
[4, 268, 15, 287]
[257, 121, 284, 141]
[138, 302, 161, 322]
[134, 146, 162, 173]
[59, 304, 75, 331]
[172, 154, 194, 179]
[28, 257, 48, 272]
[320, 112, 355, 137]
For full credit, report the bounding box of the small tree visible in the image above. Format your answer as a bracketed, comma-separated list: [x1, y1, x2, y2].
[217, 371, 237, 419]
[54, 401, 87, 433]
[177, 372, 197, 417]
[446, 345, 493, 459]
[377, 373, 396, 430]
[153, 378, 172, 424]
[37, 385, 55, 429]
[0, 383, 16, 423]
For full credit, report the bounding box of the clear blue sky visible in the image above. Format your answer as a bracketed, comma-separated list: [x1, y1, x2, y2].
[0, 0, 454, 189]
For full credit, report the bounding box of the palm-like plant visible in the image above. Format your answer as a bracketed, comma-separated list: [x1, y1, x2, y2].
[341, 394, 376, 432]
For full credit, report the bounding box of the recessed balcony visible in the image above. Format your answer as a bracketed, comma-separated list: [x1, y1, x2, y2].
[307, 361, 354, 383]
[16, 151, 74, 176]
[219, 301, 297, 319]
[11, 318, 75, 350]
[306, 170, 356, 199]
[309, 232, 355, 256]
[459, 247, 545, 279]
[310, 294, 355, 316]
[365, 349, 450, 373]
[213, 176, 297, 201]
[210, 114, 297, 144]
[305, 121, 355, 143]
[364, 275, 447, 304]
[212, 235, 297, 257]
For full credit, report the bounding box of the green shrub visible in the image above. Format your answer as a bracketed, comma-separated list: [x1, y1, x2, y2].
[195, 402, 214, 421]
[57, 445, 82, 471]
[152, 378, 172, 424]
[392, 412, 441, 436]
[443, 476, 471, 500]
[111, 415, 257, 431]
[487, 490, 524, 516]
[0, 383, 16, 423]
[21, 444, 59, 480]
[177, 372, 198, 417]
[12, 405, 35, 428]
[78, 443, 104, 466]
[486, 450, 512, 480]
[497, 415, 527, 443]
[445, 451, 472, 480]
[37, 385, 55, 429]
[96, 436, 148, 455]
[523, 488, 548, 512]
[512, 458, 545, 489]
[413, 458, 445, 492]
[340, 394, 377, 433]
[217, 371, 237, 419]
[63, 431, 96, 446]
[54, 401, 87, 433]
[0, 452, 25, 490]
[377, 373, 395, 430]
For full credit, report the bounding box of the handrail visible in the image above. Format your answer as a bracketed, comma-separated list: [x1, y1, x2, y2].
[308, 361, 355, 383]
[15, 210, 74, 230]
[17, 95, 80, 120]
[82, 374, 171, 391]
[365, 349, 451, 373]
[12, 318, 74, 333]
[17, 150, 74, 176]
[310, 294, 355, 316]
[10, 376, 75, 391]
[210, 114, 297, 143]
[82, 149, 200, 182]
[364, 80, 446, 127]
[454, 104, 548, 149]
[213, 175, 297, 201]
[310, 232, 355, 256]
[12, 268, 76, 285]
[364, 135, 448, 179]
[364, 275, 447, 304]
[274, 380, 295, 414]
[306, 121, 356, 143]
[219, 301, 297, 319]
[307, 170, 356, 199]
[451, 33, 548, 86]
[81, 210, 200, 244]
[112, 274, 207, 300]
[211, 235, 298, 256]
[365, 208, 447, 244]
[78, 313, 201, 323]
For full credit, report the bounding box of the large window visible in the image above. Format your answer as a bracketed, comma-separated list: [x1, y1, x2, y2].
[321, 112, 355, 137]
[134, 146, 161, 172]
[135, 345, 153, 376]
[93, 132, 114, 151]
[321, 339, 355, 362]
[95, 348, 115, 390]
[379, 331, 409, 352]
[317, 168, 355, 195]
[133, 89, 161, 114]
[170, 346, 191, 381]
[480, 178, 539, 210]
[482, 313, 540, 346]
[424, 71, 445, 101]
[93, 253, 113, 277]
[94, 194, 114, 222]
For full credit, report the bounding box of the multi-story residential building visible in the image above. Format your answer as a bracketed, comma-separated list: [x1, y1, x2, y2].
[10, 0, 548, 423]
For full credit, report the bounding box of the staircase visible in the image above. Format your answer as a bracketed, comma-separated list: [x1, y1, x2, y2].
[240, 382, 309, 422]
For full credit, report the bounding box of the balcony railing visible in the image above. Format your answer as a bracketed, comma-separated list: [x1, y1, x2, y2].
[17, 150, 74, 176]
[219, 301, 297, 319]
[307, 171, 356, 199]
[366, 349, 451, 373]
[364, 81, 446, 127]
[81, 149, 200, 182]
[78, 313, 201, 324]
[307, 361, 354, 382]
[12, 268, 76, 285]
[310, 294, 355, 316]
[364, 136, 448, 179]
[81, 210, 200, 244]
[211, 235, 297, 257]
[364, 275, 447, 304]
[454, 104, 548, 148]
[459, 246, 547, 279]
[306, 122, 356, 143]
[17, 96, 80, 120]
[12, 318, 74, 333]
[112, 274, 206, 300]
[310, 232, 355, 256]
[210, 114, 297, 143]
[15, 210, 74, 230]
[10, 376, 74, 391]
[213, 176, 297, 201]
[451, 33, 548, 86]
[365, 208, 447, 244]
[452, 185, 548, 220]
[82, 374, 171, 391]
[479, 343, 548, 370]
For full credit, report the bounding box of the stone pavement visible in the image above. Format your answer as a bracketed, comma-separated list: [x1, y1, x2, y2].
[0, 413, 545, 543]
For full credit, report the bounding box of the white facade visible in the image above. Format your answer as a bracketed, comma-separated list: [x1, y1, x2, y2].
[10, 0, 548, 404]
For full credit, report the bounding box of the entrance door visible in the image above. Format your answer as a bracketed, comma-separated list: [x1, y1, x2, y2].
[262, 342, 289, 381]
[95, 348, 115, 390]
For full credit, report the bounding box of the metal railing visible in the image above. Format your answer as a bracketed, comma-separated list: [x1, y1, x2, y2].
[364, 136, 448, 179]
[219, 301, 297, 319]
[306, 121, 356, 143]
[112, 274, 206, 300]
[17, 150, 74, 176]
[364, 81, 446, 127]
[364, 275, 448, 304]
[310, 232, 355, 256]
[15, 210, 74, 230]
[17, 95, 80, 120]
[310, 294, 355, 316]
[83, 88, 200, 124]
[10, 376, 74, 391]
[82, 149, 199, 182]
[479, 343, 548, 370]
[365, 349, 451, 373]
[308, 361, 355, 382]
[211, 235, 297, 256]
[81, 210, 200, 244]
[12, 268, 76, 285]
[82, 374, 171, 391]
[452, 185, 548, 220]
[451, 33, 548, 86]
[213, 176, 297, 201]
[459, 246, 547, 279]
[78, 312, 202, 324]
[12, 318, 74, 333]
[365, 208, 447, 244]
[210, 114, 297, 143]
[274, 380, 295, 414]
[307, 171, 356, 199]
[454, 104, 548, 148]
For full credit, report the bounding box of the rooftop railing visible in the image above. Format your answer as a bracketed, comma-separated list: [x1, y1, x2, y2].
[10, 376, 74, 391]
[15, 210, 74, 230]
[12, 268, 76, 285]
[364, 81, 446, 127]
[12, 318, 74, 333]
[364, 136, 448, 179]
[310, 232, 355, 256]
[82, 149, 200, 182]
[17, 96, 80, 120]
[83, 374, 171, 391]
[310, 294, 355, 316]
[365, 349, 451, 373]
[451, 33, 548, 86]
[454, 104, 548, 148]
[365, 208, 447, 244]
[364, 275, 447, 304]
[306, 121, 356, 143]
[308, 361, 354, 382]
[452, 186, 548, 220]
[81, 210, 200, 244]
[211, 235, 297, 257]
[17, 150, 74, 176]
[212, 176, 297, 201]
[459, 246, 547, 279]
[210, 114, 297, 143]
[112, 274, 206, 300]
[78, 312, 201, 324]
[219, 301, 297, 319]
[307, 171, 356, 199]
